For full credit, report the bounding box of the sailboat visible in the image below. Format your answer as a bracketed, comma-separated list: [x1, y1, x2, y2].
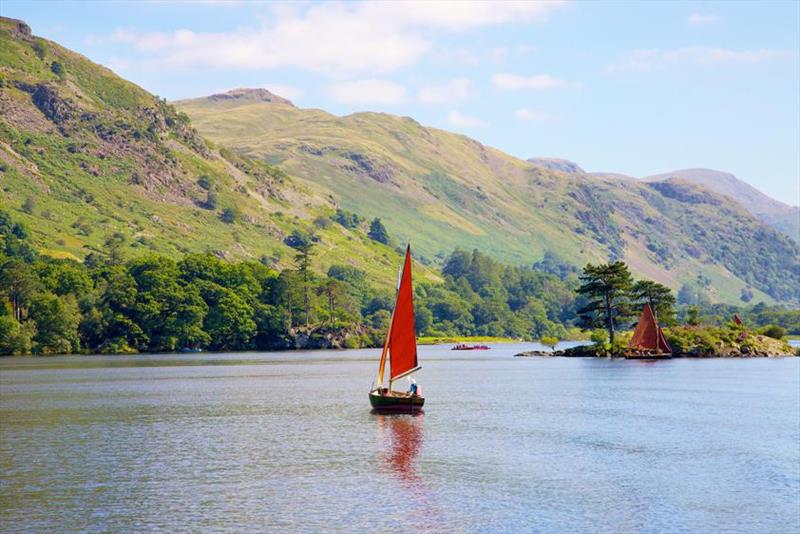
[369, 245, 425, 412]
[625, 303, 672, 359]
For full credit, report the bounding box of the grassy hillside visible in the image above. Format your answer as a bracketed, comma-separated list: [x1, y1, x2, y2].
[0, 17, 440, 287]
[176, 89, 799, 304]
[644, 168, 799, 242]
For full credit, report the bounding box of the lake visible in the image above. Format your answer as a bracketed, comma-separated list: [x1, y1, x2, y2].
[1, 343, 798, 533]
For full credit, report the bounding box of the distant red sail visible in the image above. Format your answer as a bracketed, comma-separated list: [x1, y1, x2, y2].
[388, 246, 418, 381]
[629, 303, 671, 353]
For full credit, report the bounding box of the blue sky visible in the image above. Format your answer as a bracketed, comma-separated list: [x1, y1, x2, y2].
[4, 0, 799, 204]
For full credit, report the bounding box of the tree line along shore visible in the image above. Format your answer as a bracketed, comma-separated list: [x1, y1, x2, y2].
[1, 210, 797, 356]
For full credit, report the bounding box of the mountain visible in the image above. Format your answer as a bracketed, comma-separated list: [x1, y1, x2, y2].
[0, 18, 441, 287]
[177, 89, 800, 304]
[527, 157, 584, 174]
[644, 168, 799, 242]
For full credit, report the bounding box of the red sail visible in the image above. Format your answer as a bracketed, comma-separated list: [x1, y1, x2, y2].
[388, 246, 418, 381]
[629, 303, 671, 353]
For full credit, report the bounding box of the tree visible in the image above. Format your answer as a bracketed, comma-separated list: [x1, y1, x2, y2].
[0, 259, 41, 321]
[631, 279, 675, 324]
[541, 336, 559, 350]
[29, 293, 81, 354]
[575, 261, 633, 345]
[294, 243, 315, 329]
[368, 218, 390, 244]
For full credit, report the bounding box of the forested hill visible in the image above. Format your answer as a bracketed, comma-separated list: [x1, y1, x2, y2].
[0, 17, 438, 287]
[177, 90, 800, 304]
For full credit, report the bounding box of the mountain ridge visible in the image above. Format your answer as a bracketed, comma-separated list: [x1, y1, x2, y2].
[177, 88, 800, 304]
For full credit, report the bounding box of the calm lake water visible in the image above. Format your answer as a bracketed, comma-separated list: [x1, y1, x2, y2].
[2, 343, 798, 533]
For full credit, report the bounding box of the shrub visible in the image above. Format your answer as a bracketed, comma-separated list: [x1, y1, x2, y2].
[50, 61, 65, 78]
[759, 324, 786, 340]
[220, 206, 240, 224]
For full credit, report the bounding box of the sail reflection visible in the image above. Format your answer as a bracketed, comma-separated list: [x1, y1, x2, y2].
[376, 413, 424, 487]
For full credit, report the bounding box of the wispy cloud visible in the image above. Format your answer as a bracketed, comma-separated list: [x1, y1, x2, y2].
[607, 46, 787, 73]
[417, 78, 472, 104]
[447, 110, 486, 128]
[492, 73, 573, 91]
[514, 108, 555, 123]
[106, 1, 566, 76]
[688, 13, 718, 25]
[327, 79, 406, 105]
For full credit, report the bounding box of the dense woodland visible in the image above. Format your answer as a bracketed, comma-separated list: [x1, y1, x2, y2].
[1, 210, 797, 355]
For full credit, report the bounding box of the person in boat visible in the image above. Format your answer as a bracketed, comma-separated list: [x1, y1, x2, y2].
[408, 378, 418, 396]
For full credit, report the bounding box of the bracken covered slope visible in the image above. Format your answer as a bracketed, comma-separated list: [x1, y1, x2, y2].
[644, 168, 799, 242]
[0, 18, 441, 287]
[177, 89, 800, 304]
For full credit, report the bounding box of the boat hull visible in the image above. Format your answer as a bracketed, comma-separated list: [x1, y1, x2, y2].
[369, 390, 425, 412]
[624, 353, 672, 360]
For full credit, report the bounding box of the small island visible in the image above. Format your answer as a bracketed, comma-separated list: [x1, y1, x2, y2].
[517, 324, 796, 358]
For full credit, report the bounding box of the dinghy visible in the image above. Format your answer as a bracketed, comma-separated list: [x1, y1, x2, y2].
[625, 303, 672, 359]
[369, 245, 424, 412]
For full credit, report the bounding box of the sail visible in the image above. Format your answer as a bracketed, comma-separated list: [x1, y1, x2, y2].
[388, 246, 418, 381]
[629, 303, 671, 353]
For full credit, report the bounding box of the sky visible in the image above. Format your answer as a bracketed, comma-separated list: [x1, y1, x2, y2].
[3, 0, 799, 204]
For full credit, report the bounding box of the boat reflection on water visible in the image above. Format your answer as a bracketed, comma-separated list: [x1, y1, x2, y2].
[375, 412, 424, 487]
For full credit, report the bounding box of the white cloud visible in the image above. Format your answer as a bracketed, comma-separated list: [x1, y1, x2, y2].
[515, 108, 554, 122]
[327, 79, 406, 105]
[492, 73, 572, 91]
[688, 13, 718, 25]
[107, 1, 566, 76]
[417, 78, 472, 104]
[447, 110, 486, 128]
[607, 46, 787, 73]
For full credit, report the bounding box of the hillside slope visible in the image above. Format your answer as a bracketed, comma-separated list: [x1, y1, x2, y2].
[0, 18, 440, 287]
[177, 89, 800, 304]
[644, 168, 799, 241]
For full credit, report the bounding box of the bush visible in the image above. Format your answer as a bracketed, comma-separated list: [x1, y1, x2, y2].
[220, 206, 240, 224]
[197, 175, 215, 190]
[50, 61, 65, 78]
[284, 229, 311, 249]
[759, 324, 786, 340]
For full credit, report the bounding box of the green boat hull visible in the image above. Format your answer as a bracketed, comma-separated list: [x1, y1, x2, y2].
[369, 390, 424, 412]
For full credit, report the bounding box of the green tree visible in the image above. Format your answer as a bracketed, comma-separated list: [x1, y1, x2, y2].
[631, 279, 676, 324]
[294, 243, 315, 329]
[0, 259, 41, 321]
[368, 218, 390, 244]
[541, 336, 559, 350]
[29, 293, 80, 354]
[576, 261, 633, 345]
[201, 284, 256, 350]
[0, 316, 36, 355]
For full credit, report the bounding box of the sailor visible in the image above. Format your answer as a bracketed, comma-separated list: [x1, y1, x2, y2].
[408, 378, 418, 396]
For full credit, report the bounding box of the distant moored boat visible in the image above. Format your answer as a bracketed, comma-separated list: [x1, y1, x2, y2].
[625, 303, 672, 359]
